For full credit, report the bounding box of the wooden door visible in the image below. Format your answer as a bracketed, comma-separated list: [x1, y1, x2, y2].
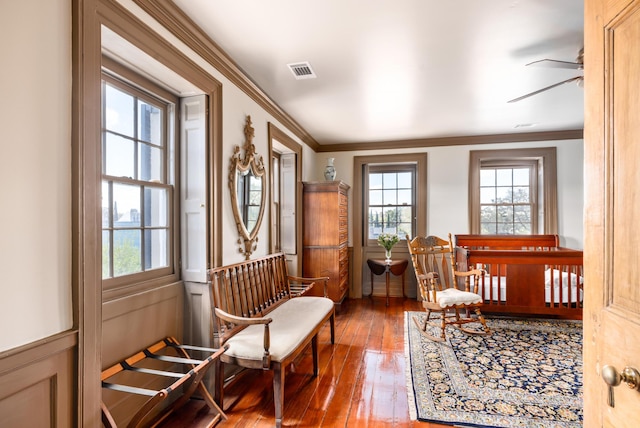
[584, 0, 640, 426]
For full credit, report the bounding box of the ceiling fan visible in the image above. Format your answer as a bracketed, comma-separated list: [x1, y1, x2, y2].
[508, 48, 584, 103]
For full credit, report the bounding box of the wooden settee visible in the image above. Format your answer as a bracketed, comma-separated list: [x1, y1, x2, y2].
[208, 253, 335, 428]
[455, 234, 584, 319]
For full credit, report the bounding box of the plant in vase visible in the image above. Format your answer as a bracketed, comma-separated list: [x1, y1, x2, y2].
[377, 233, 399, 262]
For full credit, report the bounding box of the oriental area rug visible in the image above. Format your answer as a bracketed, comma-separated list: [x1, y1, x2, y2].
[404, 312, 583, 427]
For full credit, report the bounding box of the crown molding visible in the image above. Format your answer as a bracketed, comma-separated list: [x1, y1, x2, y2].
[316, 129, 584, 152]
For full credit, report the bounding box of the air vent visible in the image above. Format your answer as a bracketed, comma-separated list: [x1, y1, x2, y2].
[287, 62, 317, 80]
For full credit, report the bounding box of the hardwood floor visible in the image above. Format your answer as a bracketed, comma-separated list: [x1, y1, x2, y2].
[160, 296, 447, 428]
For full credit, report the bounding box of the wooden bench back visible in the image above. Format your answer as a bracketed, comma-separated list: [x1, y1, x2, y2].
[209, 253, 292, 344]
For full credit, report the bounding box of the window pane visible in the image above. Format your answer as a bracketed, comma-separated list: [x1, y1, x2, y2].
[369, 189, 382, 205]
[383, 173, 397, 188]
[105, 84, 134, 137]
[382, 207, 397, 229]
[113, 229, 142, 276]
[497, 222, 513, 234]
[513, 186, 530, 203]
[497, 205, 514, 223]
[139, 144, 163, 182]
[480, 169, 495, 186]
[144, 187, 168, 227]
[369, 173, 382, 189]
[513, 168, 529, 186]
[397, 206, 412, 223]
[144, 229, 168, 270]
[397, 172, 412, 188]
[514, 222, 532, 234]
[481, 223, 497, 234]
[481, 206, 497, 222]
[496, 169, 512, 186]
[496, 186, 512, 203]
[397, 223, 412, 239]
[514, 206, 531, 225]
[105, 133, 135, 178]
[480, 187, 495, 204]
[102, 181, 110, 228]
[113, 183, 141, 227]
[368, 207, 383, 238]
[397, 189, 412, 205]
[383, 189, 397, 205]
[138, 101, 163, 146]
[102, 230, 111, 279]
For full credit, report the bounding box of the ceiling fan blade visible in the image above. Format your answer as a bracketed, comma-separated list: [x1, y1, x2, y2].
[526, 59, 583, 69]
[507, 76, 583, 103]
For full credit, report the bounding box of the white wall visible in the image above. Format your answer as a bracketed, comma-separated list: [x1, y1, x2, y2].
[320, 139, 584, 249]
[0, 0, 73, 352]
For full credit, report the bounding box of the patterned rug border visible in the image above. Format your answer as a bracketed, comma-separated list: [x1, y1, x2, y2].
[404, 311, 583, 428]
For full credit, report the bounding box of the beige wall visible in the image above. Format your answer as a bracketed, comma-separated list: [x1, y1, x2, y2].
[322, 139, 584, 250]
[0, 0, 73, 352]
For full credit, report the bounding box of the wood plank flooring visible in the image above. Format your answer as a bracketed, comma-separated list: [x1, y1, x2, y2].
[160, 297, 447, 428]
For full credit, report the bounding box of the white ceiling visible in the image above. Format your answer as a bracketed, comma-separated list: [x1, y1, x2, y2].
[168, 1, 585, 145]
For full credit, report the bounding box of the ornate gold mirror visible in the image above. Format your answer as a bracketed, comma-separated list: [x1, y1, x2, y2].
[229, 116, 266, 259]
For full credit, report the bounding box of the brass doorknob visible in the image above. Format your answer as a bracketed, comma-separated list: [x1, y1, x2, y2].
[602, 364, 640, 407]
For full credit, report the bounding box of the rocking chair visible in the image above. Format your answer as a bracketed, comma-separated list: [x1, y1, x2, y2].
[406, 233, 490, 342]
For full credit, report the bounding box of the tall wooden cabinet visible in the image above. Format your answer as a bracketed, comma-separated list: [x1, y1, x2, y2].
[302, 181, 350, 303]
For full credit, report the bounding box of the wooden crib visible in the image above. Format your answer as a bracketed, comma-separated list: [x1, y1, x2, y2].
[454, 234, 584, 320]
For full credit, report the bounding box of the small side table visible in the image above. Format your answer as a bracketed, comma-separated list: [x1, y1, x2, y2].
[366, 258, 409, 306]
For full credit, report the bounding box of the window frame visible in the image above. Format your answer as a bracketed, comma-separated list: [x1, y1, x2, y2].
[469, 147, 557, 235]
[364, 163, 417, 245]
[101, 67, 180, 291]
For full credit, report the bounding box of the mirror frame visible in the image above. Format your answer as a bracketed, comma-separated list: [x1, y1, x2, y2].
[229, 115, 266, 259]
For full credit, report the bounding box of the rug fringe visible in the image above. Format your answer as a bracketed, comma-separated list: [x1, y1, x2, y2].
[404, 311, 418, 421]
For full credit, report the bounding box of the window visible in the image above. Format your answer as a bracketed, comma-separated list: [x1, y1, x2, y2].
[470, 148, 557, 235]
[479, 163, 537, 234]
[101, 73, 176, 286]
[366, 165, 416, 241]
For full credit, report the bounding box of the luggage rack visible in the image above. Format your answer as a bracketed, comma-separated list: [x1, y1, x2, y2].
[101, 337, 226, 428]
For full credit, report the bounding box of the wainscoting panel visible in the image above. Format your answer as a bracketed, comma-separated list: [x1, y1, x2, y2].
[101, 282, 184, 426]
[183, 281, 211, 348]
[102, 282, 184, 368]
[0, 331, 76, 427]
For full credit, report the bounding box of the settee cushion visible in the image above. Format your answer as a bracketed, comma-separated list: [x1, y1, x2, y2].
[223, 296, 334, 362]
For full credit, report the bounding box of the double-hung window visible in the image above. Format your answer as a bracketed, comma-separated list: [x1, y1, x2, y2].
[470, 148, 558, 235]
[101, 73, 176, 287]
[479, 161, 537, 234]
[367, 165, 416, 241]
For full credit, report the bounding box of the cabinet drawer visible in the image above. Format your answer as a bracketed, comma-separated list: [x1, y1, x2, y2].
[338, 274, 348, 292]
[339, 246, 348, 261]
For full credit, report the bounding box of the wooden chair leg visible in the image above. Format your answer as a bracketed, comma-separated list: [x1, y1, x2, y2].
[330, 312, 335, 344]
[312, 335, 319, 376]
[474, 307, 490, 334]
[273, 364, 285, 428]
[440, 311, 447, 340]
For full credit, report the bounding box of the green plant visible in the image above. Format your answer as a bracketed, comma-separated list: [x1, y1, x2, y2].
[377, 233, 399, 251]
